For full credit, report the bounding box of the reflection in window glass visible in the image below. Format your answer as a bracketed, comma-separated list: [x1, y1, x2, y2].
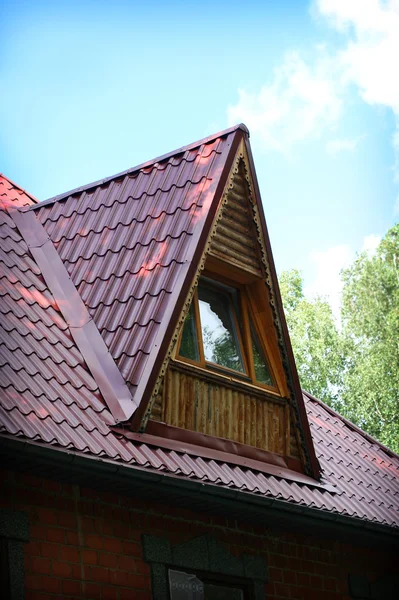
[198, 284, 245, 373]
[179, 303, 200, 361]
[169, 569, 204, 599]
[168, 570, 245, 600]
[251, 321, 273, 386]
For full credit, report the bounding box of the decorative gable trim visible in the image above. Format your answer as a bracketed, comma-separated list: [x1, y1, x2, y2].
[143, 139, 320, 479]
[242, 137, 320, 478]
[129, 128, 246, 430]
[10, 207, 136, 423]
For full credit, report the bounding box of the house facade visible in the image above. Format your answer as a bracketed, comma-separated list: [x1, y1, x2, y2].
[1, 124, 398, 599]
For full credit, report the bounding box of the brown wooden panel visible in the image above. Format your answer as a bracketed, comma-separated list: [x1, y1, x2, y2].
[209, 160, 262, 277]
[290, 411, 301, 458]
[162, 366, 288, 455]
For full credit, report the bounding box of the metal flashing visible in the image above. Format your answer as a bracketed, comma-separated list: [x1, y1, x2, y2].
[111, 424, 338, 492]
[10, 207, 136, 423]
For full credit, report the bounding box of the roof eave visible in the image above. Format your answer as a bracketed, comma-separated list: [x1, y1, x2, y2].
[1, 436, 398, 549]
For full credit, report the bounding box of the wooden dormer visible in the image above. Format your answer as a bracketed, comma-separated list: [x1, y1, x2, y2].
[32, 123, 320, 479]
[147, 141, 309, 475]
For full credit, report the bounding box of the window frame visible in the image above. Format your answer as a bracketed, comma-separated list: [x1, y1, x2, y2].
[142, 533, 268, 600]
[168, 567, 252, 600]
[176, 274, 278, 394]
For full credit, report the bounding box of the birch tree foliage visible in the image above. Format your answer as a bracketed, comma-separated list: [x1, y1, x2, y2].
[279, 269, 344, 406]
[340, 224, 399, 452]
[279, 224, 399, 453]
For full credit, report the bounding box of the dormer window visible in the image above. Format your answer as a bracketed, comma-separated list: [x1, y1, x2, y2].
[177, 277, 274, 389]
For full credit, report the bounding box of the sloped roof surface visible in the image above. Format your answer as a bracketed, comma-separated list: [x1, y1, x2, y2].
[0, 176, 137, 459]
[1, 143, 399, 531]
[35, 132, 238, 409]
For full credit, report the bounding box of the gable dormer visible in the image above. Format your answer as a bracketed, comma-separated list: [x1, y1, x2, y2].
[35, 124, 319, 479]
[146, 139, 317, 478]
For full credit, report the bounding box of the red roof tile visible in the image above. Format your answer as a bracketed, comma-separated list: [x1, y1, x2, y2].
[0, 177, 136, 460]
[35, 128, 242, 423]
[1, 133, 399, 532]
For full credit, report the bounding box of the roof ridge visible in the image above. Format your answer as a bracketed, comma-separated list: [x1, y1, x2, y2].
[303, 390, 399, 460]
[30, 124, 249, 209]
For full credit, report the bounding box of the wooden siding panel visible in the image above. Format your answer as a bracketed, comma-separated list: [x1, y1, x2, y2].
[209, 161, 262, 276]
[163, 366, 287, 454]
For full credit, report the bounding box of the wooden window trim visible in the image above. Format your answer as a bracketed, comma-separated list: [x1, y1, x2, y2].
[176, 274, 281, 395]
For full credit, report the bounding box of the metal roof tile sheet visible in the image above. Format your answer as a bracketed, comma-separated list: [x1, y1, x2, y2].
[35, 133, 237, 403]
[1, 151, 399, 531]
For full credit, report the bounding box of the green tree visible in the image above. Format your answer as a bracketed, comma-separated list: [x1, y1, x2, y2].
[279, 225, 399, 453]
[279, 269, 344, 406]
[340, 224, 399, 452]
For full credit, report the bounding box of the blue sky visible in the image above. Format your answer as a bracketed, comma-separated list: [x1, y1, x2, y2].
[2, 0, 398, 316]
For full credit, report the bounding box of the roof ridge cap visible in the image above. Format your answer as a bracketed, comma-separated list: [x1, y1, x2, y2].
[303, 390, 399, 460]
[31, 124, 249, 210]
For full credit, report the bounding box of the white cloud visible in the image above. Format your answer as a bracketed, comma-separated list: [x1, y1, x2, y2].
[227, 51, 342, 153]
[304, 233, 383, 321]
[361, 233, 381, 255]
[304, 244, 353, 320]
[228, 0, 399, 172]
[316, 0, 399, 173]
[326, 137, 360, 156]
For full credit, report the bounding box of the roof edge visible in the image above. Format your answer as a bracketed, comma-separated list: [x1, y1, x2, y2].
[130, 127, 246, 429]
[303, 390, 399, 460]
[33, 124, 250, 209]
[1, 436, 398, 544]
[0, 173, 39, 204]
[242, 137, 321, 480]
[9, 206, 136, 423]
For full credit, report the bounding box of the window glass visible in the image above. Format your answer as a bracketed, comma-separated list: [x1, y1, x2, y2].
[251, 321, 273, 386]
[169, 569, 204, 599]
[168, 569, 245, 600]
[198, 283, 245, 373]
[179, 302, 200, 361]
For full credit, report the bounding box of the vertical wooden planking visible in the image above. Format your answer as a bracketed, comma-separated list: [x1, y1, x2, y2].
[273, 409, 280, 454]
[284, 403, 290, 456]
[163, 369, 171, 425]
[268, 403, 275, 453]
[256, 398, 263, 450]
[263, 398, 269, 450]
[232, 389, 239, 443]
[178, 370, 187, 430]
[244, 393, 251, 446]
[163, 366, 289, 456]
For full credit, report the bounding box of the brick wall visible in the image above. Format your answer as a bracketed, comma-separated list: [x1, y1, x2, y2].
[1, 469, 397, 600]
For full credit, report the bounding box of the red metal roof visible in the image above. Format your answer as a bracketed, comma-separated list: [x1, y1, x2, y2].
[0, 176, 135, 459]
[31, 126, 320, 479]
[34, 129, 242, 425]
[1, 138, 399, 531]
